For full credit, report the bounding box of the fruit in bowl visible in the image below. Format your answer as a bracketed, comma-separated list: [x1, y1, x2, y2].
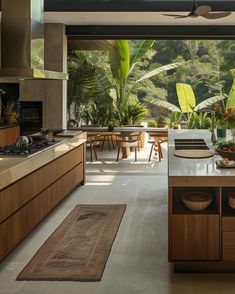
[215, 141, 235, 160]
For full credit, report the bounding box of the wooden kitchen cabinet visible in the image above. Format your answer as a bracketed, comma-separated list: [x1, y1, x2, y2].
[172, 215, 220, 261]
[0, 126, 20, 147]
[0, 142, 85, 262]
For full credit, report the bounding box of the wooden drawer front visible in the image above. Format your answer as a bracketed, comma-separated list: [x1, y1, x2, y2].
[51, 163, 83, 206]
[51, 145, 83, 182]
[223, 232, 235, 261]
[222, 217, 235, 232]
[172, 215, 220, 261]
[0, 187, 52, 261]
[0, 164, 52, 223]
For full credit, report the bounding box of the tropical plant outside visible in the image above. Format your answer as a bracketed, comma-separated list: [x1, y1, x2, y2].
[67, 40, 235, 129]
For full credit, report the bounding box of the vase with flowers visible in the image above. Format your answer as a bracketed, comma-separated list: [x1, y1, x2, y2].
[223, 107, 235, 141]
[213, 102, 228, 139]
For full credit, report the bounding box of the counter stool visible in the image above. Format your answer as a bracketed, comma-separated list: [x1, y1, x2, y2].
[148, 131, 168, 162]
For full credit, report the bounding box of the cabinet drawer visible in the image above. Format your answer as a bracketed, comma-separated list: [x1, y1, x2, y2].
[0, 164, 52, 223]
[51, 145, 83, 182]
[223, 232, 235, 261]
[222, 217, 235, 232]
[51, 163, 83, 205]
[0, 186, 51, 261]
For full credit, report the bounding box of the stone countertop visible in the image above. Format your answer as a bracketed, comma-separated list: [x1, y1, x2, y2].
[168, 129, 235, 178]
[0, 132, 86, 190]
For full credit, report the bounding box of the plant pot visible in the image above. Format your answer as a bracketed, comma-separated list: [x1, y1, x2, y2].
[4, 112, 16, 125]
[216, 128, 226, 139]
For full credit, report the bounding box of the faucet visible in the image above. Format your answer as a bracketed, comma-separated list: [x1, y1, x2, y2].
[198, 108, 217, 145]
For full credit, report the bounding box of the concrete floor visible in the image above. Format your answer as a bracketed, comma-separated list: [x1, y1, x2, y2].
[1, 142, 235, 294]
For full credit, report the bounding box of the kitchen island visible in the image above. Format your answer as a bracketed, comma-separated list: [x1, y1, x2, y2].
[168, 129, 235, 272]
[0, 132, 86, 262]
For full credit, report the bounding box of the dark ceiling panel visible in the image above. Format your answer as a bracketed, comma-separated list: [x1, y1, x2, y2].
[44, 0, 235, 12]
[66, 25, 235, 39]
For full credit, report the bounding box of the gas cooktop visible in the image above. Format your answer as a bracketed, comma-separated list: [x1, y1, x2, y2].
[0, 139, 62, 157]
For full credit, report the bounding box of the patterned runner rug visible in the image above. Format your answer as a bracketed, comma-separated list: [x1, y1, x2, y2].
[17, 204, 126, 281]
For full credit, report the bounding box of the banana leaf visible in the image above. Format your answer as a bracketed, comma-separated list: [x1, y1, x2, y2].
[109, 40, 130, 81]
[129, 40, 155, 73]
[226, 69, 235, 109]
[194, 95, 227, 111]
[152, 99, 181, 112]
[176, 83, 196, 113]
[136, 62, 182, 84]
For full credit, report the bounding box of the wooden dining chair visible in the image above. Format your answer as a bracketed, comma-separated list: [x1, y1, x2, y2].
[86, 133, 100, 162]
[148, 131, 168, 162]
[115, 132, 140, 162]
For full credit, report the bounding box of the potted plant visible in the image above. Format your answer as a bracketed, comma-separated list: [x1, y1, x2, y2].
[2, 98, 17, 125]
[156, 115, 168, 128]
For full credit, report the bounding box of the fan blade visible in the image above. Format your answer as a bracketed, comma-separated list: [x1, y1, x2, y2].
[202, 11, 232, 19]
[161, 13, 190, 18]
[194, 5, 212, 16]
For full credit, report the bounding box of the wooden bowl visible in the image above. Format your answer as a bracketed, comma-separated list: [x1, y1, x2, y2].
[180, 192, 212, 211]
[216, 148, 235, 160]
[228, 193, 235, 210]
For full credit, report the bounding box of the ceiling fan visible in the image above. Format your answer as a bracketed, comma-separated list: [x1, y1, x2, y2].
[162, 0, 231, 19]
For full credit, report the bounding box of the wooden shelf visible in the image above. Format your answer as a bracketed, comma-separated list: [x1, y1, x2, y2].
[222, 187, 235, 217]
[172, 187, 219, 215]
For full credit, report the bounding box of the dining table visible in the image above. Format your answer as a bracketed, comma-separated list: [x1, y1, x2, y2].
[70, 126, 168, 158]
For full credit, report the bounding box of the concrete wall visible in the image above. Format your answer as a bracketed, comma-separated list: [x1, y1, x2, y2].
[20, 23, 67, 129]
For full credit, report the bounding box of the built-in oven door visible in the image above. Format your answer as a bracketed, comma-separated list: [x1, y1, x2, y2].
[20, 101, 42, 135]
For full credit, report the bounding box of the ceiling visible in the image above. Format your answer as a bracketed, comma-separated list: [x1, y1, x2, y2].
[45, 11, 235, 26]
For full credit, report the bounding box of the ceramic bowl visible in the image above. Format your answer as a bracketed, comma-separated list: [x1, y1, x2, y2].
[228, 193, 235, 210]
[180, 192, 212, 211]
[216, 148, 235, 160]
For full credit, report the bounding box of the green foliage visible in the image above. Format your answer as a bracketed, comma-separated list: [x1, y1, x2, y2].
[187, 112, 212, 129]
[146, 119, 156, 127]
[176, 83, 196, 113]
[169, 112, 183, 128]
[227, 69, 235, 109]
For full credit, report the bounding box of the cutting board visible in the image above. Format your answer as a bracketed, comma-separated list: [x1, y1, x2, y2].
[174, 150, 214, 159]
[55, 130, 82, 137]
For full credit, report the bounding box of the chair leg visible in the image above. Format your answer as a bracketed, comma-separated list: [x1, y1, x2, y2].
[116, 146, 120, 162]
[107, 136, 111, 151]
[111, 136, 115, 149]
[101, 136, 106, 151]
[157, 141, 162, 162]
[148, 143, 154, 162]
[90, 143, 93, 162]
[135, 147, 137, 162]
[93, 145, 97, 160]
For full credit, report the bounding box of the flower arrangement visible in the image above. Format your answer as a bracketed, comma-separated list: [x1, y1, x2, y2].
[223, 107, 235, 129]
[213, 102, 228, 129]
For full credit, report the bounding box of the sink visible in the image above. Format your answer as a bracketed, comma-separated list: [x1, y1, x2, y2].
[174, 138, 209, 150]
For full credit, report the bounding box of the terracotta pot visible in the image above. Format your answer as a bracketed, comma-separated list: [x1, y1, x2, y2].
[4, 112, 16, 125]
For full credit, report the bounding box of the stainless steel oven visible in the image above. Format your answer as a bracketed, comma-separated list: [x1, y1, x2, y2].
[20, 101, 42, 135]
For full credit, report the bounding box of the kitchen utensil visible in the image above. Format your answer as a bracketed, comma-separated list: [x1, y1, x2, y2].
[174, 150, 214, 159]
[15, 136, 33, 148]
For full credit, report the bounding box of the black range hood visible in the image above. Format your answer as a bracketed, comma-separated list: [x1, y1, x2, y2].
[0, 0, 68, 80]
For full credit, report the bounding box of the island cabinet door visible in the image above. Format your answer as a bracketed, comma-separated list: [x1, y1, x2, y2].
[172, 215, 220, 261]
